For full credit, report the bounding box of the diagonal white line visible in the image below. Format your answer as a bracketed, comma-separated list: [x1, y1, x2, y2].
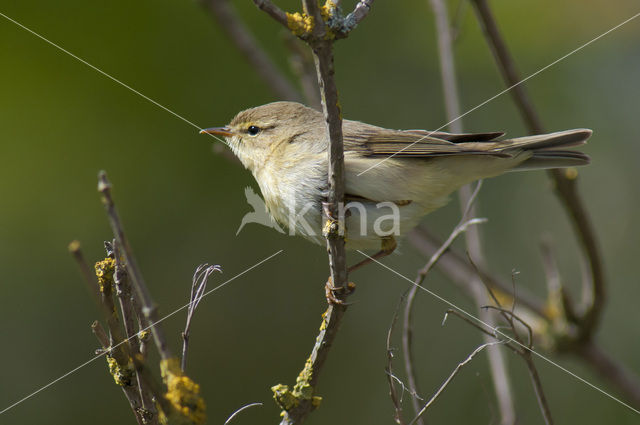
[0, 10, 228, 146]
[356, 11, 640, 176]
[0, 249, 284, 415]
[357, 250, 640, 415]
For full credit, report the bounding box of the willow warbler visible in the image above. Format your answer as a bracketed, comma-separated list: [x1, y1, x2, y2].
[201, 101, 590, 260]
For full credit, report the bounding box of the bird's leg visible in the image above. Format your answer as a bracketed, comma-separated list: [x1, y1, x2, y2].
[348, 236, 397, 273]
[324, 236, 397, 305]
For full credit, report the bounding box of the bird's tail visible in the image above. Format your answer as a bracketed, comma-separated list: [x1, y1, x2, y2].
[497, 129, 592, 171]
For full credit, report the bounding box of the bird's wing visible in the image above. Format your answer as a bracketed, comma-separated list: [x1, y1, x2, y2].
[343, 121, 590, 161]
[405, 129, 504, 143]
[343, 122, 510, 158]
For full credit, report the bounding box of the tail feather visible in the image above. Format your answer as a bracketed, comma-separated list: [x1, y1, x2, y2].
[494, 128, 592, 171]
[513, 150, 591, 171]
[496, 129, 592, 152]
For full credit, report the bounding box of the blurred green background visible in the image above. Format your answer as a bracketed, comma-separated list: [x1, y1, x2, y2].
[1, 0, 639, 423]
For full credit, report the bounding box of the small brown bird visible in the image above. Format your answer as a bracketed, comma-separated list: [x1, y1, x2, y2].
[201, 101, 590, 265]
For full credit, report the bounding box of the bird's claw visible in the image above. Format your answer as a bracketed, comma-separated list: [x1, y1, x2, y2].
[325, 277, 356, 305]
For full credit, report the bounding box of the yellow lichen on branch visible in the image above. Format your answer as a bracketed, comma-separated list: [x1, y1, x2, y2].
[321, 0, 338, 20]
[159, 358, 206, 425]
[286, 12, 314, 37]
[94, 257, 116, 293]
[272, 355, 322, 415]
[106, 354, 135, 386]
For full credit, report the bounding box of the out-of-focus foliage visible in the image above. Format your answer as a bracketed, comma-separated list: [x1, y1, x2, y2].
[0, 1, 638, 424]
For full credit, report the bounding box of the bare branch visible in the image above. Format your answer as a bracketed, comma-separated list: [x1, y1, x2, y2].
[403, 181, 485, 424]
[408, 342, 503, 425]
[343, 0, 375, 32]
[98, 171, 173, 361]
[386, 295, 407, 425]
[579, 342, 640, 408]
[72, 241, 147, 424]
[91, 320, 110, 352]
[202, 0, 302, 102]
[469, 0, 605, 338]
[253, 2, 374, 423]
[407, 227, 546, 317]
[251, 0, 289, 28]
[112, 240, 141, 357]
[428, 0, 516, 421]
[523, 353, 554, 425]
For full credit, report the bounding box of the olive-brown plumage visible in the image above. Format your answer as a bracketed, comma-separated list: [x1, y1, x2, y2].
[201, 101, 591, 252]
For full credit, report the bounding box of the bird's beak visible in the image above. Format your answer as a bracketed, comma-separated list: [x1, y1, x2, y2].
[200, 126, 233, 137]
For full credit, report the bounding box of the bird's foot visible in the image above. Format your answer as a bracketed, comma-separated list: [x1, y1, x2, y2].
[325, 277, 356, 305]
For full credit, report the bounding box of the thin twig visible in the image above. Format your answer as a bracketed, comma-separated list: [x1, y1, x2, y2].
[386, 295, 407, 425]
[402, 181, 485, 424]
[474, 275, 554, 424]
[252, 0, 289, 27]
[98, 171, 173, 361]
[408, 342, 503, 425]
[201, 0, 302, 102]
[522, 352, 554, 425]
[91, 320, 110, 352]
[469, 0, 605, 339]
[112, 240, 141, 356]
[428, 0, 517, 420]
[343, 0, 375, 32]
[71, 242, 145, 425]
[407, 226, 546, 316]
[413, 225, 640, 409]
[182, 264, 221, 371]
[130, 353, 174, 416]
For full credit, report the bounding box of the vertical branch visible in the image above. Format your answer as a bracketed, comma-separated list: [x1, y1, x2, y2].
[300, 0, 349, 300]
[469, 0, 605, 338]
[428, 0, 516, 423]
[251, 2, 373, 423]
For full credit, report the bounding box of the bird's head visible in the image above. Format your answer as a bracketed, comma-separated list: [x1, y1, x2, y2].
[200, 101, 324, 173]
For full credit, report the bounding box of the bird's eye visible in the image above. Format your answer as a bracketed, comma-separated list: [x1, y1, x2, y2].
[247, 125, 261, 136]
